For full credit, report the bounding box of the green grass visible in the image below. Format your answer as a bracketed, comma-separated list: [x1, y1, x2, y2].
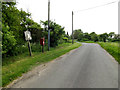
[80, 41, 95, 43]
[2, 43, 81, 87]
[98, 42, 120, 64]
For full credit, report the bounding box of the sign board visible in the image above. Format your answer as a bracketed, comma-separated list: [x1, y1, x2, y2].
[24, 30, 32, 41]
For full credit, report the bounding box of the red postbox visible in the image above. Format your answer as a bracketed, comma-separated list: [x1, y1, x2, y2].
[40, 38, 45, 46]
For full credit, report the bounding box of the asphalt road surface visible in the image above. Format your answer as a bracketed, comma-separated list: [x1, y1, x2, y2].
[11, 43, 118, 88]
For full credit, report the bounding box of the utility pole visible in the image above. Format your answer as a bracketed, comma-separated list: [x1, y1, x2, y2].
[72, 11, 74, 44]
[48, 0, 50, 51]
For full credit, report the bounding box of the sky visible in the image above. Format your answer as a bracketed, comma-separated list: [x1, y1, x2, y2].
[16, 0, 118, 35]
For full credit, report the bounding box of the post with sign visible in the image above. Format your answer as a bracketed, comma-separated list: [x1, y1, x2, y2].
[24, 30, 32, 56]
[40, 38, 45, 53]
[28, 41, 32, 56]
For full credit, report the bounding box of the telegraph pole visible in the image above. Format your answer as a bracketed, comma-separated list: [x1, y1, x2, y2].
[72, 11, 74, 44]
[48, 0, 50, 51]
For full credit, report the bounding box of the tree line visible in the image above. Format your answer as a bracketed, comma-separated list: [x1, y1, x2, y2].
[2, 2, 69, 58]
[2, 2, 119, 58]
[73, 29, 120, 42]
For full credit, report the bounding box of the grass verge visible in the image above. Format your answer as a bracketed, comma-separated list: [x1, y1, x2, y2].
[98, 42, 120, 64]
[2, 43, 81, 87]
[80, 41, 95, 43]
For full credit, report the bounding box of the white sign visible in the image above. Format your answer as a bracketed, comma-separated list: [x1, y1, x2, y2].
[24, 30, 32, 41]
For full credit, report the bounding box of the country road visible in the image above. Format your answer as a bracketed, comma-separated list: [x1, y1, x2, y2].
[11, 43, 118, 88]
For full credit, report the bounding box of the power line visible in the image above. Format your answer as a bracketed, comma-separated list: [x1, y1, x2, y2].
[74, 0, 118, 13]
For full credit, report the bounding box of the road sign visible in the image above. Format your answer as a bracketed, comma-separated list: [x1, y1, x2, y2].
[24, 30, 32, 41]
[24, 30, 32, 56]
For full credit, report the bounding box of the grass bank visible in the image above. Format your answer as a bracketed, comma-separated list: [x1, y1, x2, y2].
[2, 43, 81, 87]
[98, 42, 120, 64]
[80, 41, 95, 43]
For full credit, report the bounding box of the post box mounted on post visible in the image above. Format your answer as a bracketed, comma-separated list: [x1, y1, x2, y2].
[40, 38, 45, 46]
[24, 30, 32, 56]
[40, 38, 45, 53]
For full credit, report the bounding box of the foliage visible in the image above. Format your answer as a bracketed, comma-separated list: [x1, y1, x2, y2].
[78, 33, 83, 41]
[28, 20, 42, 43]
[2, 43, 81, 87]
[73, 29, 83, 39]
[63, 37, 68, 42]
[2, 2, 30, 57]
[72, 29, 119, 43]
[2, 24, 16, 57]
[90, 32, 98, 42]
[83, 32, 91, 40]
[98, 42, 120, 64]
[2, 2, 66, 58]
[40, 20, 65, 47]
[100, 33, 108, 42]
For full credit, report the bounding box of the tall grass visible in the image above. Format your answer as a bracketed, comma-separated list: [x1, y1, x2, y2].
[80, 41, 95, 43]
[3, 42, 49, 66]
[98, 42, 120, 64]
[2, 43, 81, 87]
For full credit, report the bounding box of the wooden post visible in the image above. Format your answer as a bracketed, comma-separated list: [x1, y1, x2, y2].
[42, 45, 44, 53]
[28, 41, 32, 56]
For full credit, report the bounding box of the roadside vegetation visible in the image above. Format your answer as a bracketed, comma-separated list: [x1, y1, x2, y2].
[2, 42, 81, 87]
[73, 29, 119, 43]
[2, 1, 120, 87]
[98, 42, 120, 64]
[2, 2, 71, 87]
[2, 2, 70, 59]
[73, 29, 120, 64]
[80, 41, 94, 43]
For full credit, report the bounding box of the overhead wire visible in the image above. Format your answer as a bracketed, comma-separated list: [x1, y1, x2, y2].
[74, 0, 118, 13]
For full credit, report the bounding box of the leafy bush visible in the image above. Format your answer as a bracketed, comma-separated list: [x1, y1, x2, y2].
[2, 24, 17, 57]
[63, 37, 68, 42]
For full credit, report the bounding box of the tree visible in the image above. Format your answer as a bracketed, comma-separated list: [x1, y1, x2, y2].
[102, 33, 108, 42]
[2, 2, 42, 57]
[90, 32, 98, 42]
[41, 20, 65, 47]
[26, 19, 42, 43]
[98, 34, 103, 42]
[83, 32, 91, 41]
[73, 29, 83, 39]
[109, 32, 115, 38]
[2, 24, 16, 57]
[78, 33, 83, 41]
[2, 2, 31, 45]
[108, 32, 115, 42]
[67, 32, 69, 36]
[64, 32, 69, 42]
[112, 34, 120, 42]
